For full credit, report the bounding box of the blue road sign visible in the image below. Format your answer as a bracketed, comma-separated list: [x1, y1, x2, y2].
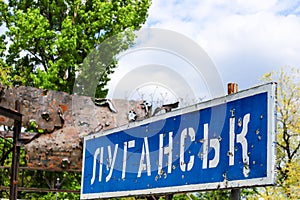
[81, 83, 277, 199]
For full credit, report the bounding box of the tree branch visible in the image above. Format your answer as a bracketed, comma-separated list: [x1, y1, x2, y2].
[277, 142, 286, 151]
[290, 141, 300, 159]
[0, 146, 13, 166]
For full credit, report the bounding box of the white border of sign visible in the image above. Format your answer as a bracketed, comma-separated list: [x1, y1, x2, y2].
[81, 82, 277, 199]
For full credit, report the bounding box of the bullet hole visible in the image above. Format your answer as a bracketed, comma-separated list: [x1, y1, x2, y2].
[41, 112, 50, 121]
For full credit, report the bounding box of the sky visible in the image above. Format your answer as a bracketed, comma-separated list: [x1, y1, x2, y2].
[142, 0, 300, 90]
[1, 0, 300, 104]
[108, 0, 300, 104]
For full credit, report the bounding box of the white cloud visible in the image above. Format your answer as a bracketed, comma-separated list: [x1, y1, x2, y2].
[144, 0, 300, 89]
[234, 0, 278, 13]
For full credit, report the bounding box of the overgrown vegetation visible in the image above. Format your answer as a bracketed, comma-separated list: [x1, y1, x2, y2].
[0, 0, 151, 198]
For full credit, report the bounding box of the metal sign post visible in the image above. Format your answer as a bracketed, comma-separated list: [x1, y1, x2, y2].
[0, 101, 22, 200]
[228, 83, 241, 200]
[81, 83, 277, 199]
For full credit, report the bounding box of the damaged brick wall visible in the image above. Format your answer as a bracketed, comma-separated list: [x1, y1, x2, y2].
[0, 85, 151, 171]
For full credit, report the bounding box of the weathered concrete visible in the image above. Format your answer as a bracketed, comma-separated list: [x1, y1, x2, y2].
[0, 84, 150, 170]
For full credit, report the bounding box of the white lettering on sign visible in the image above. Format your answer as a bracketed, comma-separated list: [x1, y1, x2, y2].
[122, 140, 135, 179]
[180, 128, 195, 172]
[99, 147, 104, 182]
[229, 113, 250, 177]
[89, 113, 252, 184]
[202, 123, 220, 169]
[158, 132, 173, 175]
[106, 144, 119, 182]
[91, 147, 100, 185]
[209, 137, 220, 168]
[137, 137, 151, 177]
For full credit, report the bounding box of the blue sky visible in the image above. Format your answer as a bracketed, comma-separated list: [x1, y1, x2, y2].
[1, 0, 300, 103]
[142, 0, 300, 90]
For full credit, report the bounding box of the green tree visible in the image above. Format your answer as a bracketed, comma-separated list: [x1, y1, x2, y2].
[0, 137, 13, 196]
[195, 190, 231, 200]
[0, 0, 151, 97]
[0, 0, 151, 198]
[259, 67, 300, 199]
[189, 68, 300, 200]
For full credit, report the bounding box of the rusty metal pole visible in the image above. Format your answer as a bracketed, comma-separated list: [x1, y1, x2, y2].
[227, 83, 241, 200]
[230, 188, 241, 200]
[10, 101, 22, 200]
[227, 83, 238, 95]
[165, 193, 173, 200]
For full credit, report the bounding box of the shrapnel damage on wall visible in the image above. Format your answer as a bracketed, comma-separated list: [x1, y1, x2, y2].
[0, 84, 158, 171]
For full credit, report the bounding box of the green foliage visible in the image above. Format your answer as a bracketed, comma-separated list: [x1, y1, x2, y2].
[20, 171, 81, 199]
[259, 67, 300, 199]
[0, 134, 14, 198]
[0, 60, 12, 86]
[172, 193, 196, 200]
[0, 0, 151, 97]
[0, 130, 13, 166]
[190, 67, 300, 200]
[27, 119, 45, 133]
[196, 190, 230, 200]
[0, 1, 151, 198]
